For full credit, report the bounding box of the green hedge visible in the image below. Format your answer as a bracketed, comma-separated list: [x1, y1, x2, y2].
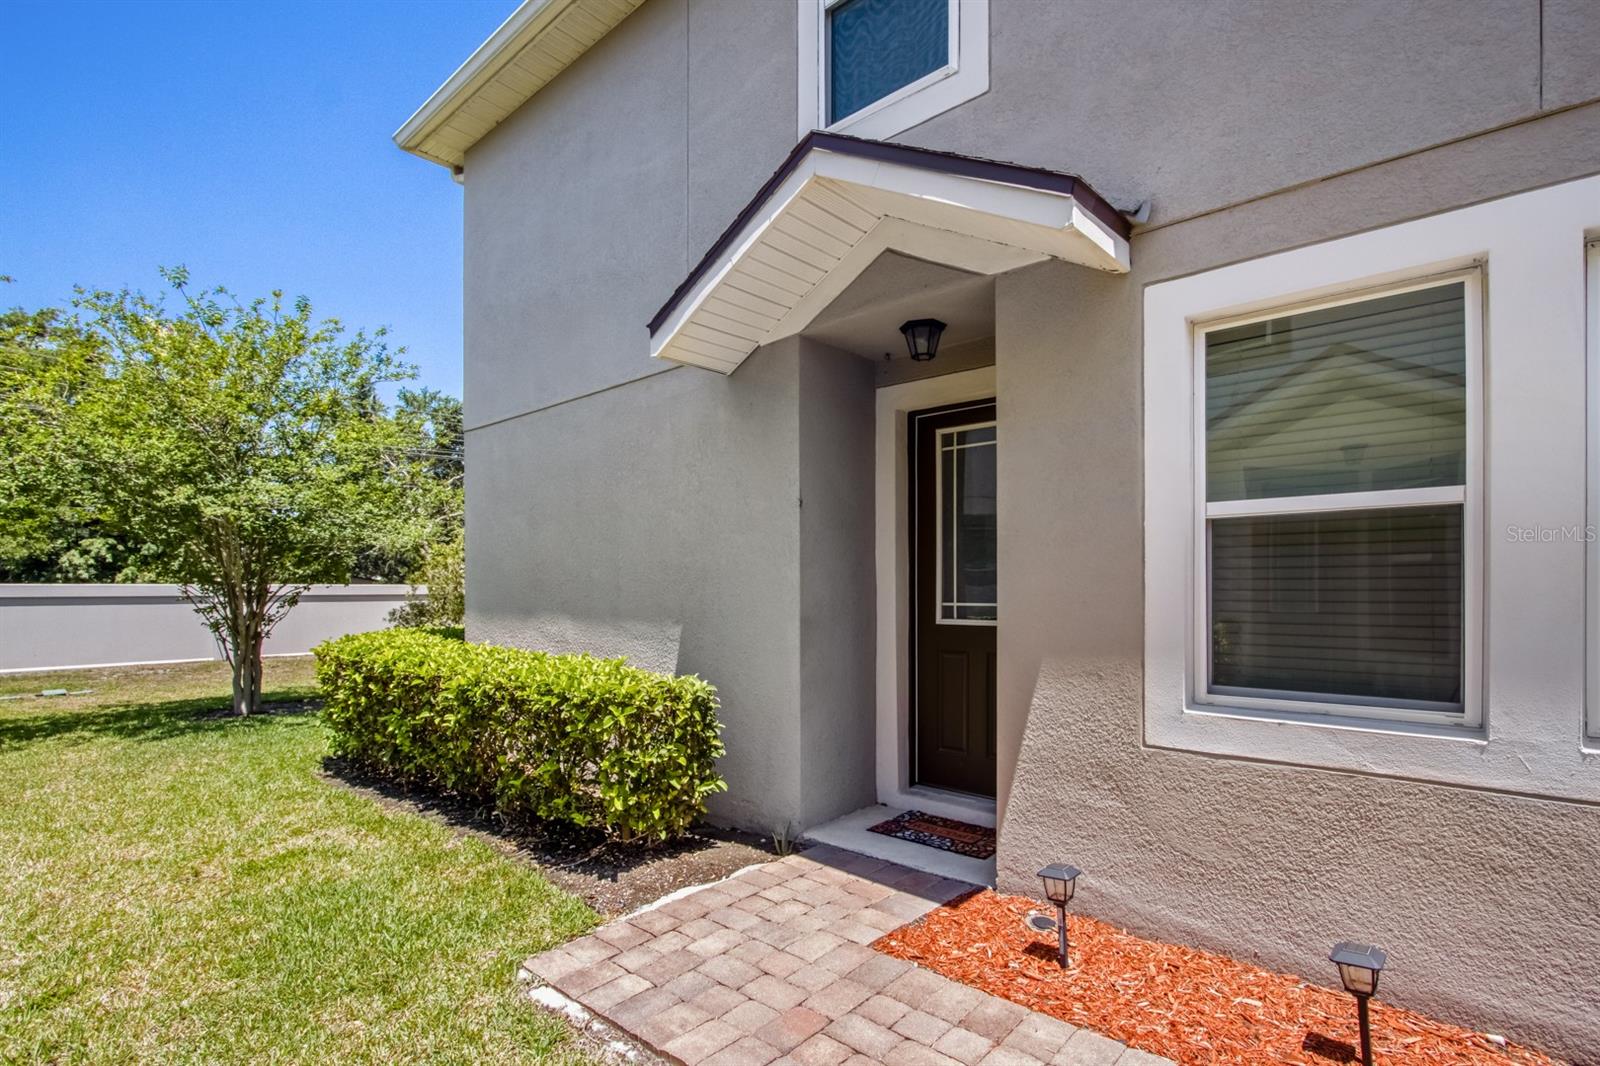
[315, 629, 725, 841]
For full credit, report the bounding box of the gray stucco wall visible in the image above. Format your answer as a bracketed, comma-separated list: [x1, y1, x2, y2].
[465, 348, 806, 828]
[908, 0, 1546, 226]
[992, 108, 1600, 1060]
[462, 0, 795, 428]
[456, 0, 1600, 1056]
[797, 341, 878, 828]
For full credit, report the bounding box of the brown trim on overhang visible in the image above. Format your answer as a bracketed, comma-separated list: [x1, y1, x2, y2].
[646, 130, 1130, 337]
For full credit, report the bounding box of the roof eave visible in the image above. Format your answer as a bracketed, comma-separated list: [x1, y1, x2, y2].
[393, 0, 562, 162]
[395, 0, 643, 169]
[647, 132, 1133, 375]
[647, 131, 1132, 338]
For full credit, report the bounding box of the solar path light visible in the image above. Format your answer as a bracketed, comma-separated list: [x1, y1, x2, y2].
[1329, 941, 1388, 1066]
[1028, 863, 1081, 968]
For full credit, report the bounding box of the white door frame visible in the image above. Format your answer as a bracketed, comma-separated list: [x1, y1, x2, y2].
[874, 366, 998, 827]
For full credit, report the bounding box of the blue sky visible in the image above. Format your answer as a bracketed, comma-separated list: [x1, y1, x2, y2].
[2, 0, 519, 398]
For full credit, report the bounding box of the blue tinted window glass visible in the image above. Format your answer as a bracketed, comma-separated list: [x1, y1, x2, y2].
[827, 0, 949, 124]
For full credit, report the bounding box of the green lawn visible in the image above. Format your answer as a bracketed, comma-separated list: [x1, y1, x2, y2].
[0, 658, 598, 1065]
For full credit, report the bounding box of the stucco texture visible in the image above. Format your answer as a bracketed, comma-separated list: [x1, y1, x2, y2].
[990, 115, 1600, 1056]
[462, 0, 795, 427]
[454, 0, 1600, 1056]
[908, 0, 1543, 225]
[466, 350, 802, 828]
[797, 342, 878, 828]
[465, 337, 881, 833]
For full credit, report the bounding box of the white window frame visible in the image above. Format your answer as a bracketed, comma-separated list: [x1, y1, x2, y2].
[796, 0, 989, 141]
[935, 420, 998, 627]
[1191, 270, 1485, 728]
[1144, 174, 1600, 804]
[1588, 239, 1600, 741]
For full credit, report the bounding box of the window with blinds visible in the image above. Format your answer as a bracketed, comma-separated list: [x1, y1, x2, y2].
[1201, 279, 1473, 718]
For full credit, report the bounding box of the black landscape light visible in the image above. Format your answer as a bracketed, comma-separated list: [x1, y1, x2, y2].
[900, 318, 946, 361]
[1032, 863, 1081, 968]
[1329, 941, 1388, 1066]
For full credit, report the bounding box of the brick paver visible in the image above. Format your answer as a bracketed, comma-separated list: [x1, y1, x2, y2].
[521, 845, 1174, 1066]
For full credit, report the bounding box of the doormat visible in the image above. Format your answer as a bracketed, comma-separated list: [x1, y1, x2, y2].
[867, 810, 996, 860]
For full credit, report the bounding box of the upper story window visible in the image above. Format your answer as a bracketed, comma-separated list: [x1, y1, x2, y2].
[1197, 275, 1481, 725]
[798, 0, 989, 140]
[827, 0, 950, 124]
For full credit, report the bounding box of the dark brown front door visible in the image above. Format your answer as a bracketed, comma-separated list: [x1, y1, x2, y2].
[911, 400, 997, 798]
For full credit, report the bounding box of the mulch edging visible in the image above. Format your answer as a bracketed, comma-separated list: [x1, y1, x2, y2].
[320, 756, 780, 915]
[873, 890, 1563, 1066]
[196, 699, 320, 720]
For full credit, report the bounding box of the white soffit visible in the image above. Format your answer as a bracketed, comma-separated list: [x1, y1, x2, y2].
[648, 134, 1132, 374]
[394, 0, 644, 169]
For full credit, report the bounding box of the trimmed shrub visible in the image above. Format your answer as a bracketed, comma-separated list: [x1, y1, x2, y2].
[315, 629, 725, 842]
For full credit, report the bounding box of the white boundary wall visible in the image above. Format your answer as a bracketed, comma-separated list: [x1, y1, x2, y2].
[0, 584, 418, 674]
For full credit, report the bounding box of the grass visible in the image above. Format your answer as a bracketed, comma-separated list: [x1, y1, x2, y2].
[0, 657, 599, 1065]
[0, 656, 323, 704]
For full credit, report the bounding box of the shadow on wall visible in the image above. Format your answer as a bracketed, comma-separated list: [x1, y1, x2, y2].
[995, 652, 1142, 887]
[470, 613, 684, 675]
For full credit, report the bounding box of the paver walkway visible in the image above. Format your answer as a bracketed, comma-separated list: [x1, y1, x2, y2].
[522, 844, 1174, 1066]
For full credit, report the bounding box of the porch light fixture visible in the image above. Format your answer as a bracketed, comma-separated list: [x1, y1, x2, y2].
[1035, 863, 1081, 968]
[1329, 941, 1388, 1066]
[900, 318, 946, 361]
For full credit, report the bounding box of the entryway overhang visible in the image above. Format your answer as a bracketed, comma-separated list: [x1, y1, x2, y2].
[647, 131, 1131, 374]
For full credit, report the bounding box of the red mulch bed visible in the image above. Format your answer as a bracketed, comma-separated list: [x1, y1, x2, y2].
[873, 891, 1562, 1066]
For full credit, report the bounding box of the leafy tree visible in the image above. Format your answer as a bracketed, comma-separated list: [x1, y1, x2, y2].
[11, 269, 447, 714]
[0, 305, 163, 581]
[388, 529, 465, 629]
[359, 387, 465, 583]
[395, 387, 463, 485]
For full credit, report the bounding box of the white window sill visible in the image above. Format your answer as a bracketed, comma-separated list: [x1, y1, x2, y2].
[1144, 694, 1600, 805]
[825, 63, 959, 135]
[1180, 701, 1487, 745]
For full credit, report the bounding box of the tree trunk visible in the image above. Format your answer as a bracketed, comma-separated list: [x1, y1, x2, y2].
[221, 599, 267, 715]
[229, 641, 246, 716]
[227, 596, 268, 715]
[248, 612, 265, 714]
[227, 617, 252, 716]
[183, 553, 302, 716]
